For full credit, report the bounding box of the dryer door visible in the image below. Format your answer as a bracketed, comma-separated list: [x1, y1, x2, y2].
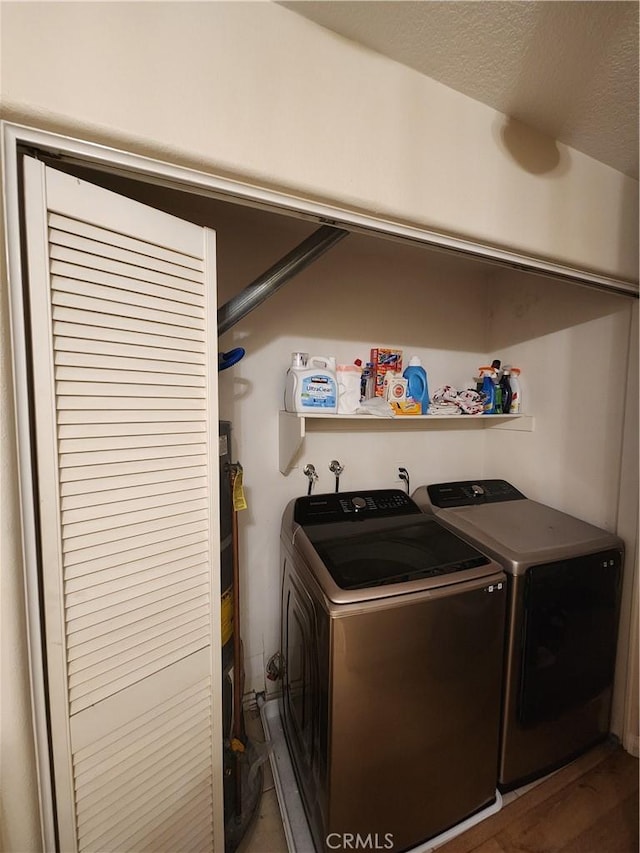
[519, 549, 623, 725]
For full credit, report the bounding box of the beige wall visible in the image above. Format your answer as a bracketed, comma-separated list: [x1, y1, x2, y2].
[1, 3, 638, 850]
[1, 1, 638, 281]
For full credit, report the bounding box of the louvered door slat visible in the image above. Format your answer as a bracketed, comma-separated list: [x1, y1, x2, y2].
[63, 486, 205, 522]
[58, 408, 205, 426]
[65, 590, 209, 646]
[69, 633, 210, 713]
[62, 500, 208, 553]
[139, 797, 213, 853]
[143, 795, 213, 853]
[64, 541, 208, 595]
[65, 563, 209, 619]
[64, 521, 208, 570]
[59, 419, 206, 438]
[67, 603, 210, 660]
[56, 366, 206, 387]
[55, 334, 206, 367]
[24, 158, 221, 852]
[58, 396, 206, 412]
[51, 249, 203, 291]
[57, 383, 205, 400]
[54, 320, 207, 356]
[59, 454, 208, 484]
[60, 466, 205, 499]
[183, 822, 216, 853]
[49, 235, 204, 283]
[67, 589, 206, 650]
[59, 432, 206, 455]
[62, 484, 208, 526]
[64, 531, 208, 581]
[52, 283, 205, 328]
[78, 752, 212, 849]
[97, 771, 212, 853]
[77, 738, 209, 833]
[60, 442, 207, 470]
[63, 499, 208, 541]
[65, 557, 208, 608]
[77, 737, 208, 829]
[52, 270, 204, 312]
[48, 212, 204, 272]
[55, 349, 206, 376]
[73, 679, 207, 765]
[66, 568, 208, 621]
[68, 616, 209, 681]
[53, 305, 206, 341]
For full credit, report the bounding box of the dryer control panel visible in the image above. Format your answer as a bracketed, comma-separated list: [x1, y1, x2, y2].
[427, 479, 526, 508]
[294, 489, 421, 525]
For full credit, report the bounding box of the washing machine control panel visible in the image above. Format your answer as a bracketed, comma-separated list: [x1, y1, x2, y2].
[294, 489, 421, 524]
[427, 479, 526, 508]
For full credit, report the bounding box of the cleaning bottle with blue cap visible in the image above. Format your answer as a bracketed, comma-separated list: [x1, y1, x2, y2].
[403, 356, 430, 414]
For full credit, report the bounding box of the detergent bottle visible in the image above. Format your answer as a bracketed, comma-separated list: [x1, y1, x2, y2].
[403, 356, 430, 414]
[284, 353, 338, 413]
[500, 367, 513, 414]
[383, 371, 408, 403]
[478, 366, 497, 414]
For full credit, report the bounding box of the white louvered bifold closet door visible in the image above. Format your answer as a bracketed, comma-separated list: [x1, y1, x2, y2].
[22, 157, 223, 853]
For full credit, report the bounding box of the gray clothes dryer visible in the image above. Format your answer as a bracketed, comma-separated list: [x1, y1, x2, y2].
[280, 489, 507, 852]
[412, 480, 624, 792]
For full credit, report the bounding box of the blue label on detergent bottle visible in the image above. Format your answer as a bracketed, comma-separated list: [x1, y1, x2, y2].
[300, 375, 337, 409]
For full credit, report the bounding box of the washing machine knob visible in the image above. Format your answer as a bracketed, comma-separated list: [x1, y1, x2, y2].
[471, 484, 485, 497]
[351, 496, 367, 512]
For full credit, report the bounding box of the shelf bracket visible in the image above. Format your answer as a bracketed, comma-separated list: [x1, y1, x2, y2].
[279, 412, 306, 474]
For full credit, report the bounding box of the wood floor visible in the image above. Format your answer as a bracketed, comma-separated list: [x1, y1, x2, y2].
[438, 741, 639, 853]
[241, 716, 639, 853]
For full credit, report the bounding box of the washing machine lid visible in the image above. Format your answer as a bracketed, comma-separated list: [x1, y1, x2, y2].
[294, 491, 491, 591]
[413, 482, 623, 573]
[305, 515, 492, 590]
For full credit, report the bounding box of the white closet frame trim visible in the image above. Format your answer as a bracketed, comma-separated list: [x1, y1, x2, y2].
[2, 121, 638, 850]
[5, 123, 639, 298]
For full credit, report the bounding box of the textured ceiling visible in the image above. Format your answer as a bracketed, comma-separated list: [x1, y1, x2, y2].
[280, 1, 639, 179]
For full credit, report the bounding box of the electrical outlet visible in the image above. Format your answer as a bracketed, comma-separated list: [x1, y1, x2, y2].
[393, 463, 409, 483]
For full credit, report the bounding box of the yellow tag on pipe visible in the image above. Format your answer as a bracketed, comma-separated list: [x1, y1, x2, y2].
[232, 463, 247, 511]
[220, 587, 233, 646]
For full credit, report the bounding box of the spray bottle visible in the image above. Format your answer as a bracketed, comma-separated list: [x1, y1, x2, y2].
[509, 367, 522, 413]
[361, 361, 375, 401]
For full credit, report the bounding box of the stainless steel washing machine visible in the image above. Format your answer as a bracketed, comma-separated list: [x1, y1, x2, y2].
[412, 480, 624, 792]
[280, 489, 507, 853]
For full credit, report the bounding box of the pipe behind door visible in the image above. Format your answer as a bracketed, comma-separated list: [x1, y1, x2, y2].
[217, 225, 347, 335]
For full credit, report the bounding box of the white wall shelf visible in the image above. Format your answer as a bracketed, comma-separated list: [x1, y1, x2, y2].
[278, 410, 535, 475]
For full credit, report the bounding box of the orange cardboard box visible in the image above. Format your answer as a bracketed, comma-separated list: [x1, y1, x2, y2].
[370, 347, 403, 397]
